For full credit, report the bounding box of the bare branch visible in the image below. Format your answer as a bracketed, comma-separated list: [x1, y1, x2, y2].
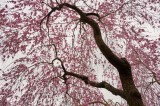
[43, 43, 58, 58]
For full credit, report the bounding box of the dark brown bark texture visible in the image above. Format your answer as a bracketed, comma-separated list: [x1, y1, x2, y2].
[48, 3, 145, 106]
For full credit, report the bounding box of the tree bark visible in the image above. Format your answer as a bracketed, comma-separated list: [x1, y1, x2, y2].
[119, 69, 144, 106]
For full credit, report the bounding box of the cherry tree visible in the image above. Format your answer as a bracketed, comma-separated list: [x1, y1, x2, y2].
[0, 0, 160, 106]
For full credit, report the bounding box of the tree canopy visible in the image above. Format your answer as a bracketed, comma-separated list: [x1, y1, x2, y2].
[0, 0, 160, 106]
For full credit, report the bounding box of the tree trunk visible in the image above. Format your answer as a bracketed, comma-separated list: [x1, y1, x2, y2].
[118, 67, 144, 106]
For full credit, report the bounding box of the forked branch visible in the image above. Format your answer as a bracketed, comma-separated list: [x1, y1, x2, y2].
[51, 58, 125, 99]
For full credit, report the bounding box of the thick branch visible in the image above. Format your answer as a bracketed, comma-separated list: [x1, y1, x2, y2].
[52, 58, 125, 98]
[66, 71, 125, 98]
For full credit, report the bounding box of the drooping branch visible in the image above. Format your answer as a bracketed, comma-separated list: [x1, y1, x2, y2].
[66, 71, 125, 99]
[51, 58, 125, 99]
